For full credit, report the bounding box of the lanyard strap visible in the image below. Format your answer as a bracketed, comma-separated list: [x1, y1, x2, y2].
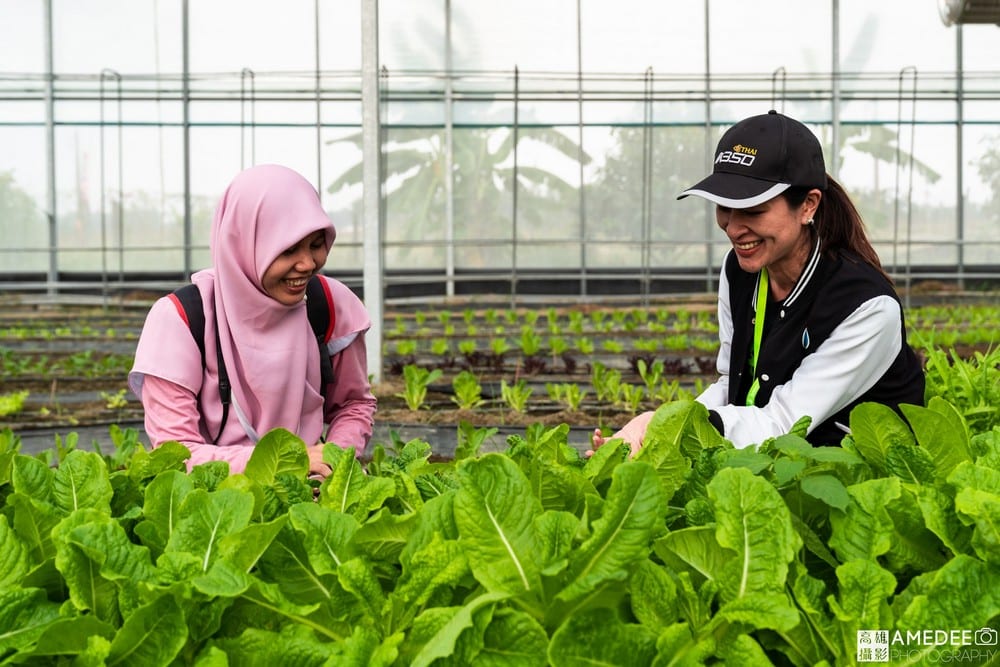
[746, 267, 768, 406]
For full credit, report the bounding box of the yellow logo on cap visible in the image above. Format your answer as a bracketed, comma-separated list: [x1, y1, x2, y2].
[732, 144, 758, 156]
[715, 144, 758, 167]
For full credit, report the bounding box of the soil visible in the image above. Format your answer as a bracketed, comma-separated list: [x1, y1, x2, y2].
[374, 404, 634, 430]
[5, 374, 639, 460]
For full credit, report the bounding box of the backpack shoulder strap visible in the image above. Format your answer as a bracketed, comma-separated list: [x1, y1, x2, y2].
[167, 284, 229, 444]
[306, 275, 335, 343]
[306, 276, 336, 391]
[168, 284, 206, 368]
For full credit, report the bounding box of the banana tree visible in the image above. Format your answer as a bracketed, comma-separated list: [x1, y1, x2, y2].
[976, 133, 1000, 226]
[327, 125, 590, 266]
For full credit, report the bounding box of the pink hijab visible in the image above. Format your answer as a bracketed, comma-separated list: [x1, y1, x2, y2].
[132, 164, 337, 442]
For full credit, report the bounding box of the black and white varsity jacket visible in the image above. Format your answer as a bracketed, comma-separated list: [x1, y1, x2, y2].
[696, 242, 925, 447]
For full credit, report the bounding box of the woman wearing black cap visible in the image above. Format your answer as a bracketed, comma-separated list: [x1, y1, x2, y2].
[592, 110, 925, 452]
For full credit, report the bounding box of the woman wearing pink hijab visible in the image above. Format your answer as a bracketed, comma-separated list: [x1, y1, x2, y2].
[129, 164, 376, 477]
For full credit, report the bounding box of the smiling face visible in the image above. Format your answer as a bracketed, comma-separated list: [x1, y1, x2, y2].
[261, 230, 329, 305]
[715, 188, 821, 296]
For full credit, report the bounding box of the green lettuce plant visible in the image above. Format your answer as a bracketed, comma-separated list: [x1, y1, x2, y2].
[500, 378, 532, 413]
[395, 364, 443, 411]
[489, 337, 510, 357]
[590, 362, 622, 403]
[546, 382, 587, 412]
[548, 336, 568, 360]
[0, 390, 29, 417]
[574, 337, 594, 355]
[637, 358, 664, 395]
[430, 338, 450, 357]
[457, 340, 477, 358]
[923, 346, 1000, 432]
[451, 370, 485, 410]
[517, 325, 543, 357]
[618, 383, 646, 412]
[1, 394, 998, 666]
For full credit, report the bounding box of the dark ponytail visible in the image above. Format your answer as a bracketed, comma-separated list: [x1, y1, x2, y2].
[784, 177, 893, 285]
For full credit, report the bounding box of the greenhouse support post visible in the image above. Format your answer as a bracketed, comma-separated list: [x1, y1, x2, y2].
[182, 0, 192, 280]
[956, 25, 965, 289]
[831, 0, 841, 177]
[44, 0, 57, 294]
[314, 0, 322, 192]
[362, 0, 383, 384]
[444, 0, 455, 298]
[702, 0, 713, 292]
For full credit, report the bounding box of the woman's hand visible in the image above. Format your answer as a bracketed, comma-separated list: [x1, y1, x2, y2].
[587, 410, 655, 458]
[307, 444, 333, 479]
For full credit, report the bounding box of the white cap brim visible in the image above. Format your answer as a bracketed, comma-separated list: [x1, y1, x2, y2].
[678, 182, 791, 208]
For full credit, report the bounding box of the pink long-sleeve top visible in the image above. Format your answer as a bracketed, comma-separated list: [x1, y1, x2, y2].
[129, 274, 376, 472]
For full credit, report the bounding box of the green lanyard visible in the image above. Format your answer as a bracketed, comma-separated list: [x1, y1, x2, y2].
[746, 267, 768, 407]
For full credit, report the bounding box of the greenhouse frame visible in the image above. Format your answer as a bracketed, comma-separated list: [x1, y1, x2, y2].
[3, 1, 1000, 379]
[2, 3, 1000, 664]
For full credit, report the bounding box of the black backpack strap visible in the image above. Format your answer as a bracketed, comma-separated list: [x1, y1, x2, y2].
[306, 276, 336, 392]
[170, 285, 205, 368]
[212, 325, 231, 445]
[169, 278, 333, 445]
[168, 284, 228, 444]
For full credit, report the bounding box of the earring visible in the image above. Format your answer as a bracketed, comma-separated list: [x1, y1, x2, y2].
[807, 218, 815, 225]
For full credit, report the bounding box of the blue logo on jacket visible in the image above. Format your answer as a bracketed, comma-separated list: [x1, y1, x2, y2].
[802, 329, 810, 349]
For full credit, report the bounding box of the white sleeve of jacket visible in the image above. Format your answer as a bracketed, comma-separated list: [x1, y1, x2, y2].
[701, 294, 904, 449]
[696, 263, 732, 408]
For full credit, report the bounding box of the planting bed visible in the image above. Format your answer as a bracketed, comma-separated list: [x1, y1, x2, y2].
[2, 288, 998, 455]
[0, 293, 720, 445]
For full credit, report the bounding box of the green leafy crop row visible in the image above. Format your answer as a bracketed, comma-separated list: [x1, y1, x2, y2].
[1, 397, 999, 666]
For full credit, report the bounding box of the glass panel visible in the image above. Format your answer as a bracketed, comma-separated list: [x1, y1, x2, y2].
[0, 101, 44, 124]
[709, 0, 831, 75]
[452, 127, 514, 269]
[378, 127, 446, 268]
[379, 0, 445, 71]
[581, 0, 705, 74]
[54, 124, 185, 273]
[0, 0, 44, 71]
[448, 0, 577, 72]
[840, 0, 955, 74]
[963, 120, 1000, 266]
[189, 0, 317, 72]
[52, 0, 181, 74]
[321, 100, 363, 126]
[963, 22, 1000, 74]
[319, 0, 362, 71]
[0, 127, 47, 273]
[837, 121, 960, 269]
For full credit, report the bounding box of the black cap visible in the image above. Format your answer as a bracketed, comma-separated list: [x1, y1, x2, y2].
[678, 110, 827, 207]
